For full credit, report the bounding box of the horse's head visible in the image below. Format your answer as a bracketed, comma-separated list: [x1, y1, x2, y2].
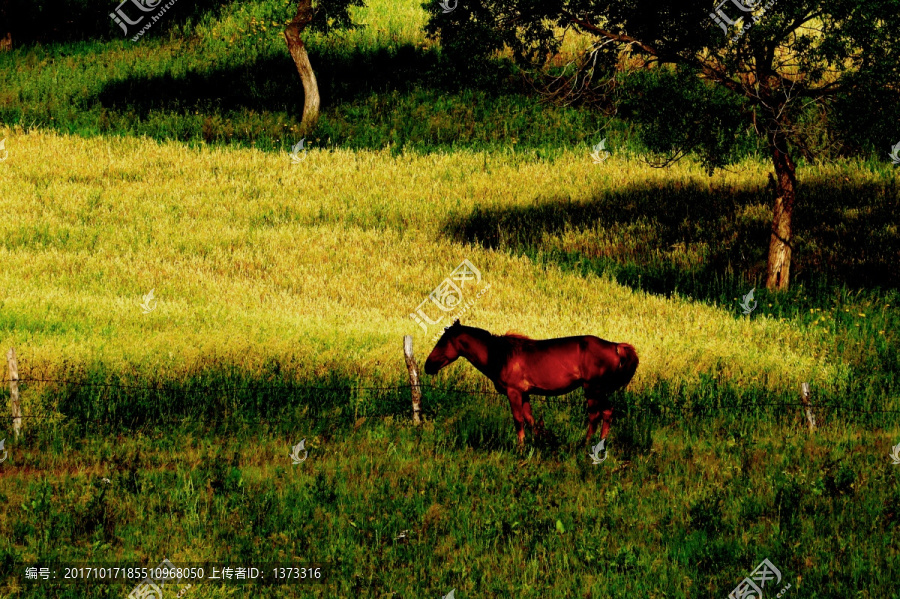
[424, 319, 462, 375]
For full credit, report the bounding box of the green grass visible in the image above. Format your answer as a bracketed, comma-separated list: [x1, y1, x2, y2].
[3, 417, 900, 598]
[1, 0, 899, 597]
[0, 132, 896, 599]
[0, 0, 617, 157]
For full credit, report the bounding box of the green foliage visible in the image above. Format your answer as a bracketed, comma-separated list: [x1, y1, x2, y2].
[617, 67, 749, 174]
[613, 399, 655, 461]
[308, 471, 339, 504]
[829, 71, 900, 155]
[688, 490, 727, 534]
[74, 479, 116, 541]
[425, 0, 900, 168]
[1, 0, 366, 45]
[422, 0, 556, 65]
[306, 0, 367, 36]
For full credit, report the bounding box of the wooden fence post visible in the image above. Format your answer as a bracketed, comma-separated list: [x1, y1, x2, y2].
[800, 382, 816, 432]
[7, 348, 21, 439]
[403, 336, 422, 425]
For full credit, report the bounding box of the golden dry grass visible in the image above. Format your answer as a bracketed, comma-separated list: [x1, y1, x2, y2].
[0, 127, 842, 400]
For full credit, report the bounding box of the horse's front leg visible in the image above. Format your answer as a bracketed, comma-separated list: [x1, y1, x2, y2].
[522, 394, 536, 433]
[506, 389, 527, 446]
[599, 406, 614, 440]
[585, 392, 613, 444]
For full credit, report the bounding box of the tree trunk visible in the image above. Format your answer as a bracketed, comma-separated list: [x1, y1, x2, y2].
[765, 126, 797, 291]
[284, 0, 320, 133]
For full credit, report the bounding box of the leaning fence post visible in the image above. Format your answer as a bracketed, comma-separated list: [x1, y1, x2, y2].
[7, 348, 22, 439]
[800, 382, 816, 432]
[403, 336, 422, 425]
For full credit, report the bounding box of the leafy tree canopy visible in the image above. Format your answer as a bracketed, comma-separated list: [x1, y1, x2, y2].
[427, 0, 900, 290]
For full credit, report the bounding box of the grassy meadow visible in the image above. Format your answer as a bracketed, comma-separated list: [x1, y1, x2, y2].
[1, 0, 900, 597]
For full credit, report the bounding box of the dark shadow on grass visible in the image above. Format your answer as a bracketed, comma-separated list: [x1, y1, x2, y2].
[92, 44, 517, 118]
[443, 177, 900, 299]
[2, 0, 240, 46]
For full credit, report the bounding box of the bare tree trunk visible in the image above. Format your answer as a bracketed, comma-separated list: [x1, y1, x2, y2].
[284, 0, 320, 133]
[765, 125, 797, 291]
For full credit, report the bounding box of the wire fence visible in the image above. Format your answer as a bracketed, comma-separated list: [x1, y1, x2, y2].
[3, 377, 900, 424]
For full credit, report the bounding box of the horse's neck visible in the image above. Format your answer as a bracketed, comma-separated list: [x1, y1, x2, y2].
[457, 328, 500, 378]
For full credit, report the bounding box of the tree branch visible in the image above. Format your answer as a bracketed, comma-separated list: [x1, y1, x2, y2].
[564, 14, 662, 59]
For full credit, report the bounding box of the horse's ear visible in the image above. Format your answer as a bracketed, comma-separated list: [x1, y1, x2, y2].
[452, 318, 460, 327]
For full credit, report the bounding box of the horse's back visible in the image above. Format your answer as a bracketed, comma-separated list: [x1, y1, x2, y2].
[525, 334, 604, 347]
[497, 332, 636, 394]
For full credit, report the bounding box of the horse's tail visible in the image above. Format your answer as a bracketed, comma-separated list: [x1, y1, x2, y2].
[612, 343, 639, 390]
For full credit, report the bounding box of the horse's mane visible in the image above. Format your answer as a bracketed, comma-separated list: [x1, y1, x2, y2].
[501, 332, 532, 340]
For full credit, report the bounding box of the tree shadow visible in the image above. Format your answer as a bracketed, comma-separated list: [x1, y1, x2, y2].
[81, 42, 546, 151]
[3, 0, 238, 46]
[443, 177, 900, 301]
[92, 43, 515, 118]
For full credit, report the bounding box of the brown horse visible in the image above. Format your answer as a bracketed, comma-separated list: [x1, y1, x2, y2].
[424, 320, 639, 445]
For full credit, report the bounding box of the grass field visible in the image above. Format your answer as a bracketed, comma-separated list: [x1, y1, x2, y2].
[1, 0, 899, 597]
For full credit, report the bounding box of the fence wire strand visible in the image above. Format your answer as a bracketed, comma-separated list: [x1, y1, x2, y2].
[2, 377, 899, 423]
